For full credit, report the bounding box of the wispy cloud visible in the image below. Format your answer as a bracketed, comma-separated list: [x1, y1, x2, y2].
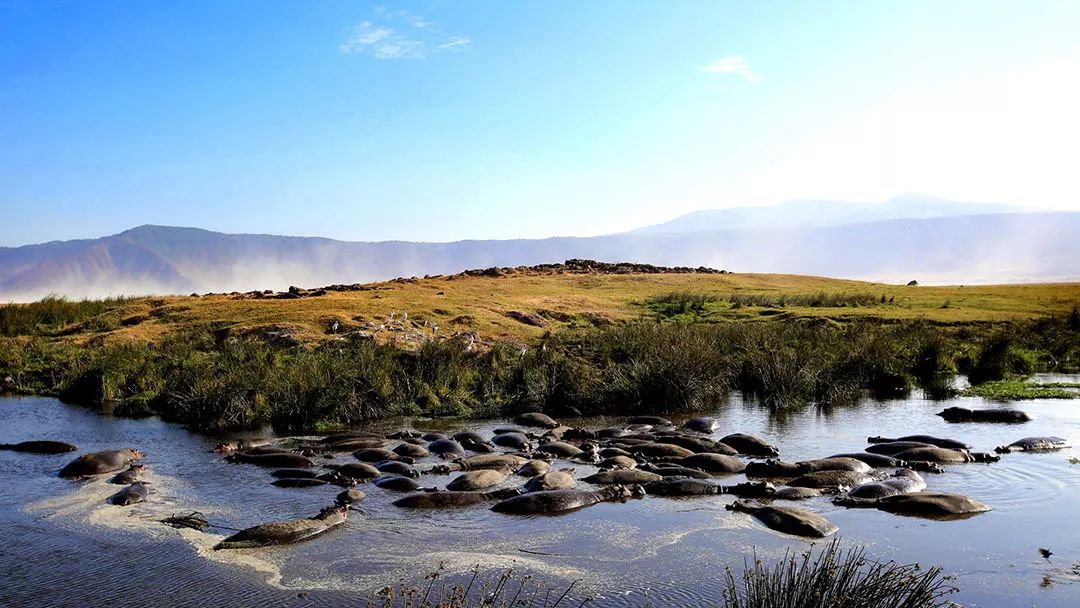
[340, 10, 470, 60]
[699, 56, 759, 82]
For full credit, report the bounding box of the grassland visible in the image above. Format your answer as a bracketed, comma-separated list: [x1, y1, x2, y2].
[1, 266, 1077, 432]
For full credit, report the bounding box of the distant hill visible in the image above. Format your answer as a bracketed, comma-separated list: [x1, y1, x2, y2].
[632, 193, 1022, 234]
[1, 210, 1077, 301]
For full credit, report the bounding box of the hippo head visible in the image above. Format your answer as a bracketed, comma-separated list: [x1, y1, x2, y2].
[127, 449, 146, 460]
[316, 505, 349, 523]
[731, 481, 775, 497]
[213, 441, 239, 453]
[627, 484, 647, 500]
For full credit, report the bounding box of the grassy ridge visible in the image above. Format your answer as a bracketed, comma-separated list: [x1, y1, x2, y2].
[1, 272, 1077, 432]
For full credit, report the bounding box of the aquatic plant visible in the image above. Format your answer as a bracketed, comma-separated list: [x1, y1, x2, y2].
[721, 539, 957, 608]
[961, 380, 1079, 400]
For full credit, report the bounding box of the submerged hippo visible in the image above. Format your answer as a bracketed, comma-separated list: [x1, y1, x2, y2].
[523, 469, 576, 492]
[582, 469, 662, 485]
[865, 441, 935, 456]
[849, 491, 991, 520]
[656, 434, 738, 455]
[892, 447, 999, 464]
[514, 412, 559, 429]
[745, 459, 803, 478]
[321, 438, 386, 452]
[214, 506, 348, 549]
[514, 460, 551, 478]
[446, 469, 509, 491]
[726, 500, 838, 538]
[536, 441, 583, 458]
[227, 452, 313, 469]
[683, 417, 718, 433]
[59, 449, 145, 478]
[827, 453, 906, 468]
[643, 478, 724, 496]
[676, 453, 746, 474]
[353, 448, 406, 463]
[771, 486, 824, 500]
[995, 437, 1070, 453]
[214, 437, 274, 453]
[109, 464, 146, 485]
[868, 435, 971, 450]
[598, 455, 637, 469]
[786, 470, 874, 490]
[435, 453, 528, 473]
[628, 416, 672, 426]
[392, 443, 429, 458]
[393, 488, 517, 509]
[937, 407, 1031, 423]
[109, 482, 150, 506]
[335, 488, 366, 505]
[631, 443, 695, 459]
[428, 439, 466, 458]
[840, 469, 925, 500]
[491, 485, 645, 515]
[374, 475, 430, 492]
[720, 434, 779, 457]
[492, 432, 532, 450]
[640, 464, 713, 479]
[796, 458, 871, 474]
[330, 462, 380, 480]
[1, 440, 77, 454]
[374, 460, 419, 477]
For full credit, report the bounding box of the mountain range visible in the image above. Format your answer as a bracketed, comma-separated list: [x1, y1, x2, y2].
[1, 194, 1076, 300]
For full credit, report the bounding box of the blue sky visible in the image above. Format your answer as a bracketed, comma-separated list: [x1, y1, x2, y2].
[2, 0, 1079, 246]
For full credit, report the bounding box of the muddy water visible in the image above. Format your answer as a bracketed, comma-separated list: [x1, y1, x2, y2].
[3, 376, 1080, 607]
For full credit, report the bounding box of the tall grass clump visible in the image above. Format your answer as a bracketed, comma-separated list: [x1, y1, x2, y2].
[727, 292, 882, 308]
[721, 539, 957, 608]
[0, 295, 140, 336]
[642, 291, 719, 317]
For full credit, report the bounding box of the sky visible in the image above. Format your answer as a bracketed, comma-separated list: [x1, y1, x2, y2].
[1, 0, 1079, 246]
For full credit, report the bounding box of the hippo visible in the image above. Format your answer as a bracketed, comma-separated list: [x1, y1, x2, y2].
[853, 491, 991, 520]
[744, 459, 803, 478]
[676, 453, 746, 474]
[271, 468, 319, 479]
[937, 407, 1031, 423]
[320, 438, 386, 452]
[536, 441, 583, 458]
[598, 455, 637, 469]
[684, 417, 718, 433]
[330, 462, 380, 480]
[596, 427, 629, 439]
[214, 506, 348, 549]
[796, 458, 871, 474]
[995, 437, 1070, 453]
[628, 416, 672, 426]
[60, 449, 145, 478]
[227, 452, 313, 469]
[514, 412, 559, 429]
[542, 426, 572, 440]
[428, 439, 466, 457]
[583, 469, 663, 485]
[462, 441, 495, 453]
[422, 432, 448, 441]
[726, 500, 839, 538]
[563, 428, 597, 441]
[392, 443, 429, 458]
[213, 437, 274, 453]
[446, 469, 509, 491]
[393, 489, 517, 509]
[771, 486, 824, 500]
[491, 485, 645, 515]
[434, 454, 528, 473]
[336, 488, 366, 505]
[374, 475, 430, 492]
[786, 470, 875, 490]
[1, 440, 77, 454]
[827, 453, 906, 468]
[865, 441, 935, 456]
[230, 446, 295, 456]
[492, 432, 532, 450]
[654, 434, 739, 455]
[375, 460, 419, 477]
[452, 431, 488, 445]
[514, 460, 551, 477]
[644, 478, 723, 496]
[720, 434, 779, 457]
[109, 482, 150, 506]
[892, 447, 1000, 464]
[625, 424, 656, 433]
[523, 469, 576, 492]
[272, 478, 328, 488]
[640, 464, 713, 479]
[631, 443, 695, 459]
[387, 430, 422, 440]
[317, 471, 357, 487]
[353, 448, 406, 463]
[109, 464, 146, 485]
[840, 469, 926, 500]
[868, 435, 971, 450]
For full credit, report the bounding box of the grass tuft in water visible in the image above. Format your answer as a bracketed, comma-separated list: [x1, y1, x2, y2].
[961, 380, 1079, 400]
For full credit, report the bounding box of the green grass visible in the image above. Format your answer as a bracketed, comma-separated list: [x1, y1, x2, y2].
[722, 539, 956, 608]
[0, 295, 141, 336]
[961, 380, 1080, 400]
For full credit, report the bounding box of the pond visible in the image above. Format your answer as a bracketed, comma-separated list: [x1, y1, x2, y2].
[2, 377, 1079, 607]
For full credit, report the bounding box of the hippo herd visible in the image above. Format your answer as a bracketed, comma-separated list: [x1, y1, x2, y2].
[4, 406, 1071, 548]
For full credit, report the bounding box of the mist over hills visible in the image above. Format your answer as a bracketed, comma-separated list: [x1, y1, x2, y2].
[1, 196, 1076, 301]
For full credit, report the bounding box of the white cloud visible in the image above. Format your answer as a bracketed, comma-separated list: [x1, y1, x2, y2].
[699, 56, 759, 82]
[340, 12, 469, 60]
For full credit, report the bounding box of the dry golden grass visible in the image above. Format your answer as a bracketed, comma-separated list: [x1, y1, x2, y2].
[68, 271, 1080, 346]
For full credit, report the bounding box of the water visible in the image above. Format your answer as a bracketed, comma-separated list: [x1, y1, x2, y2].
[3, 377, 1080, 607]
